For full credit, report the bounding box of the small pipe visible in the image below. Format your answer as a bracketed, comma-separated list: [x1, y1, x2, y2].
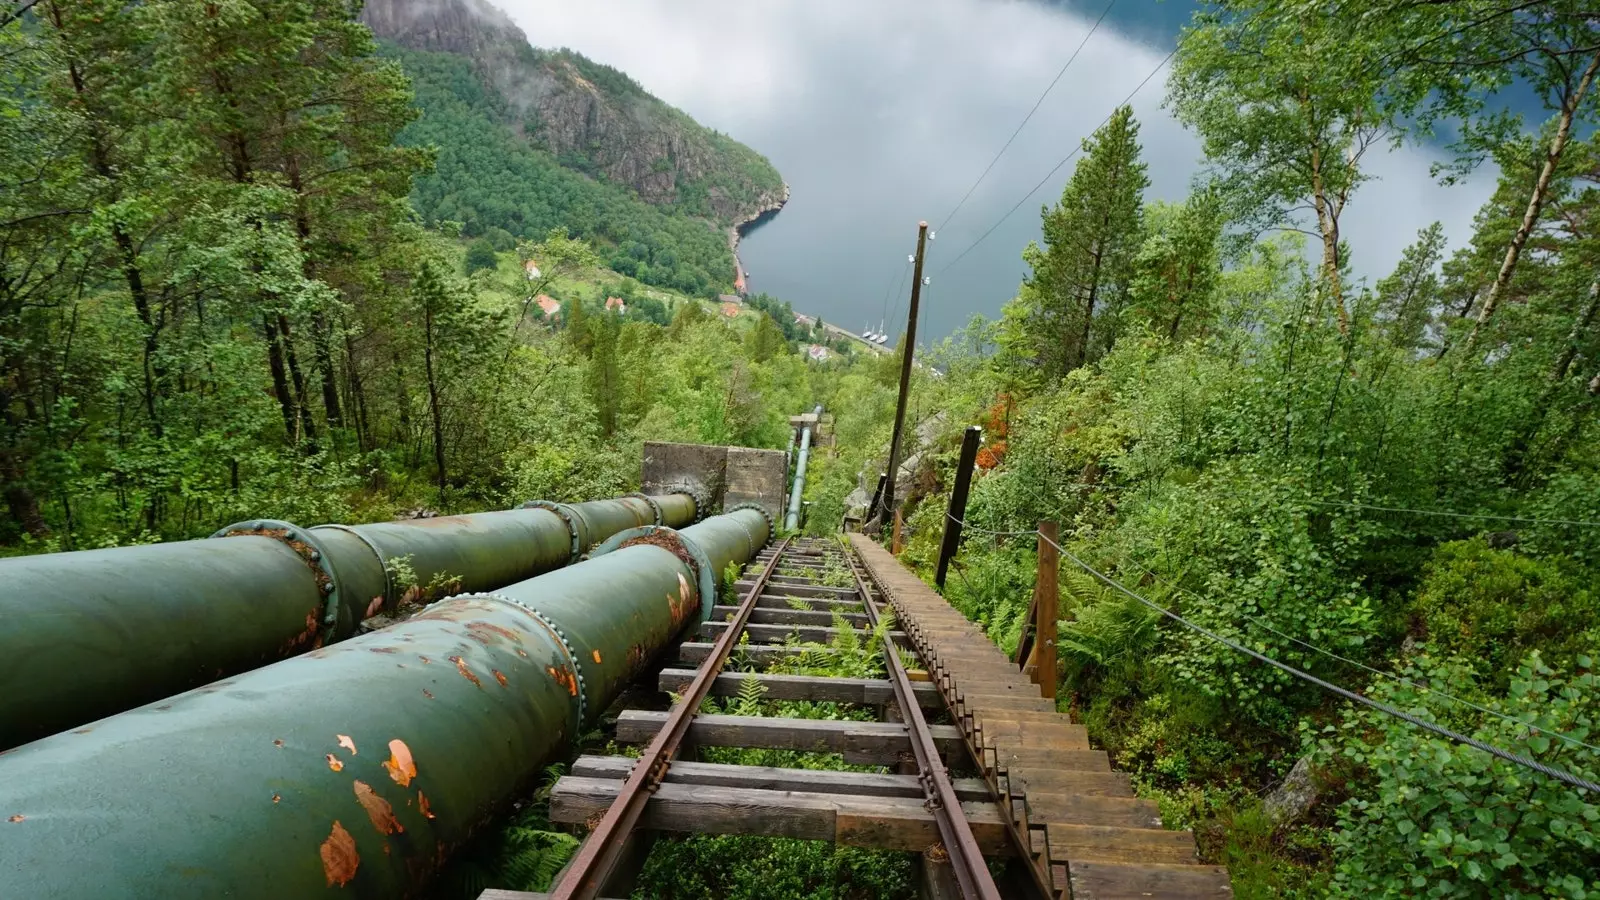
[0, 508, 770, 898]
[784, 405, 823, 532]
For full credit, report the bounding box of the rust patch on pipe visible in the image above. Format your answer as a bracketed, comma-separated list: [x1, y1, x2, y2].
[326, 754, 345, 773]
[353, 780, 403, 835]
[626, 643, 647, 672]
[545, 664, 579, 696]
[449, 655, 482, 689]
[7, 815, 23, 823]
[274, 739, 285, 748]
[321, 820, 359, 887]
[418, 656, 431, 665]
[492, 669, 508, 687]
[418, 791, 435, 819]
[369, 647, 397, 654]
[273, 793, 282, 804]
[422, 689, 434, 699]
[337, 735, 357, 755]
[384, 739, 417, 786]
[592, 649, 603, 664]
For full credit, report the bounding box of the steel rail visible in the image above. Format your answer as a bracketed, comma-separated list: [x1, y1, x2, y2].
[548, 537, 794, 899]
[846, 550, 1003, 900]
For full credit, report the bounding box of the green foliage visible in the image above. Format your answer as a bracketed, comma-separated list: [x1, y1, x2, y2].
[1412, 540, 1599, 688]
[464, 238, 499, 274]
[382, 44, 746, 299]
[1000, 105, 1149, 380]
[1317, 653, 1600, 898]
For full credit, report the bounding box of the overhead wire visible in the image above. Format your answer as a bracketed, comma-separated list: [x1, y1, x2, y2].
[1032, 528, 1600, 794]
[1305, 498, 1600, 529]
[1121, 556, 1600, 755]
[939, 511, 1600, 791]
[936, 0, 1119, 235]
[935, 47, 1178, 278]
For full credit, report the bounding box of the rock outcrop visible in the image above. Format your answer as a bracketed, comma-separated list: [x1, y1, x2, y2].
[362, 0, 786, 224]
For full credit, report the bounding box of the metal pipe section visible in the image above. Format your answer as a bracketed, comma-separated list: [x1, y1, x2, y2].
[784, 404, 823, 531]
[0, 494, 694, 751]
[0, 508, 769, 899]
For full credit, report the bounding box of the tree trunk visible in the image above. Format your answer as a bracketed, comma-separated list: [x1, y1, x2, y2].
[312, 311, 343, 427]
[344, 329, 371, 453]
[262, 315, 299, 442]
[423, 307, 447, 496]
[1503, 279, 1600, 479]
[1308, 139, 1349, 335]
[1075, 246, 1106, 371]
[277, 314, 317, 445]
[1464, 49, 1600, 357]
[1548, 279, 1600, 385]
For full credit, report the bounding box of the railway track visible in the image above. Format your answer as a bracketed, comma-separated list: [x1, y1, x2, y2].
[488, 535, 1231, 900]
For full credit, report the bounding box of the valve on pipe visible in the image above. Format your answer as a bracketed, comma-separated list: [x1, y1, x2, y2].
[0, 507, 770, 899]
[0, 493, 695, 751]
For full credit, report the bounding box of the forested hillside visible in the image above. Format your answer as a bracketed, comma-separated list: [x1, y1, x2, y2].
[0, 0, 813, 554]
[363, 0, 786, 298]
[871, 2, 1600, 897]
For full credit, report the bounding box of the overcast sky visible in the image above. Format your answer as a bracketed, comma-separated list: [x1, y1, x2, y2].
[492, 0, 1498, 339]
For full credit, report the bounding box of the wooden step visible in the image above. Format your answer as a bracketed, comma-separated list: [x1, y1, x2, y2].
[1067, 860, 1233, 899]
[1046, 824, 1198, 865]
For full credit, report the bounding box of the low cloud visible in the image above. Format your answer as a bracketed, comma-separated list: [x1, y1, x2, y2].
[493, 0, 1497, 338]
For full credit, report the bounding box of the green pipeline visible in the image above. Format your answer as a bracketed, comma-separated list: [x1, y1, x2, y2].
[0, 508, 769, 899]
[0, 494, 693, 751]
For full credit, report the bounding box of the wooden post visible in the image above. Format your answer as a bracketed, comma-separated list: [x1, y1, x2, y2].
[935, 425, 982, 589]
[866, 471, 888, 527]
[879, 222, 929, 525]
[1034, 521, 1058, 700]
[891, 509, 904, 555]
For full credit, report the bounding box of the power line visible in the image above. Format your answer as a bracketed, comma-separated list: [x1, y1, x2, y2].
[1122, 556, 1600, 755]
[1033, 529, 1600, 794]
[1305, 499, 1600, 529]
[936, 0, 1118, 235]
[936, 47, 1177, 278]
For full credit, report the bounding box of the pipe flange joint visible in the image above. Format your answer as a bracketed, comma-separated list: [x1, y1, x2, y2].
[211, 518, 344, 638]
[459, 593, 588, 736]
[659, 480, 711, 522]
[519, 500, 582, 564]
[726, 502, 776, 548]
[311, 524, 395, 610]
[591, 524, 719, 622]
[625, 492, 665, 526]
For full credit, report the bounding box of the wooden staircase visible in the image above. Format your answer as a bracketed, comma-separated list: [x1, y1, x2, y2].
[850, 534, 1232, 899]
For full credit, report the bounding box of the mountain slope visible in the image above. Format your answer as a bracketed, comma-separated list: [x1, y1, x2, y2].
[362, 0, 785, 224]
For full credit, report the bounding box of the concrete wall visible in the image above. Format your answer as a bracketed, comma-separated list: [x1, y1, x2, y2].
[642, 442, 789, 525]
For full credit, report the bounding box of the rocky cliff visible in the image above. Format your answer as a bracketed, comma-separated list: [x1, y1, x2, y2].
[362, 0, 785, 224]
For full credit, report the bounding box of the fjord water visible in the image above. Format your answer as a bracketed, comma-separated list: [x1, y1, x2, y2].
[502, 0, 1493, 343]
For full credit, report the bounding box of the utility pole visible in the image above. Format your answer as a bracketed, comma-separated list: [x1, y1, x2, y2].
[935, 425, 982, 588]
[880, 221, 928, 529]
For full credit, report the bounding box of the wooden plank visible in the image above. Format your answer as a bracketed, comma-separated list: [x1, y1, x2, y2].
[570, 755, 994, 803]
[613, 710, 964, 763]
[738, 580, 859, 600]
[548, 778, 1016, 855]
[677, 642, 839, 666]
[711, 605, 869, 627]
[698, 621, 906, 644]
[1045, 824, 1199, 865]
[755, 594, 861, 613]
[1067, 861, 1233, 899]
[657, 668, 942, 708]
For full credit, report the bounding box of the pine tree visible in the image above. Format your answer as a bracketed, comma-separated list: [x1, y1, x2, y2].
[1002, 105, 1148, 379]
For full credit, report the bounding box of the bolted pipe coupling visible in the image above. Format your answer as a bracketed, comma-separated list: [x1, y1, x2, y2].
[210, 519, 347, 641]
[518, 499, 583, 563]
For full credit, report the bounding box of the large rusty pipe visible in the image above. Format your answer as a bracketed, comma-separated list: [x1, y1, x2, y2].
[0, 508, 770, 899]
[0, 494, 694, 750]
